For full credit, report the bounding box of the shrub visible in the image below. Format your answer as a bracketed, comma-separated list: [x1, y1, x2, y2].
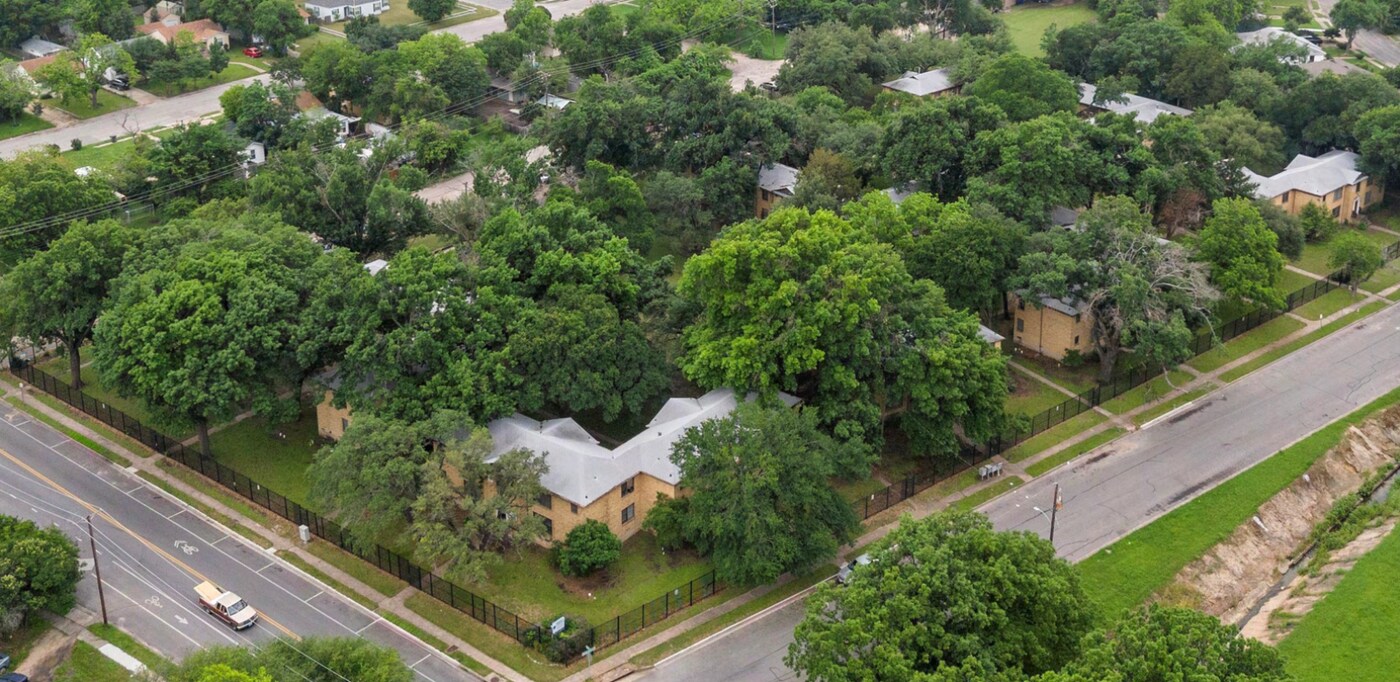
[70, 138, 83, 151]
[555, 519, 622, 577]
[1299, 203, 1338, 243]
[538, 615, 592, 663]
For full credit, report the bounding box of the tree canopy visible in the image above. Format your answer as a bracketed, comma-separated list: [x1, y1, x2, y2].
[0, 514, 80, 636]
[787, 510, 1094, 680]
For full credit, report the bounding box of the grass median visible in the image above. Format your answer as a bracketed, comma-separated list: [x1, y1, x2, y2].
[1076, 384, 1400, 619]
[1025, 427, 1127, 478]
[1221, 301, 1388, 383]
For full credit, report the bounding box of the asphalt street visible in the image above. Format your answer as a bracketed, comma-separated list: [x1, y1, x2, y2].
[643, 300, 1400, 682]
[0, 403, 476, 682]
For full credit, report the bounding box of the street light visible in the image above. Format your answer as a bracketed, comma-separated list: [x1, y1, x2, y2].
[1032, 483, 1062, 543]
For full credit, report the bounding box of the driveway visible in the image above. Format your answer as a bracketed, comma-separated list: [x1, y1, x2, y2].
[640, 300, 1400, 682]
[0, 404, 475, 682]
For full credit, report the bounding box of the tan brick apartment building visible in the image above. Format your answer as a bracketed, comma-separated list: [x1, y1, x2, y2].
[756, 163, 799, 218]
[316, 388, 798, 543]
[1244, 150, 1383, 223]
[1010, 292, 1095, 362]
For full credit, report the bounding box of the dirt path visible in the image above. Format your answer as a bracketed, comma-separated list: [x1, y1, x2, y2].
[14, 626, 76, 682]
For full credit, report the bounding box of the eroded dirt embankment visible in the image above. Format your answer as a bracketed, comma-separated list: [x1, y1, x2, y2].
[1159, 406, 1400, 628]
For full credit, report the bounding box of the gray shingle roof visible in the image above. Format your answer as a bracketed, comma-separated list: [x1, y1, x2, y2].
[488, 389, 801, 507]
[1234, 27, 1325, 63]
[1243, 150, 1366, 200]
[758, 163, 800, 196]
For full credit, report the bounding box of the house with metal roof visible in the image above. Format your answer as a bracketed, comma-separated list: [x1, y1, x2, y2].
[19, 36, 66, 59]
[756, 162, 799, 218]
[1234, 27, 1325, 64]
[1077, 83, 1192, 125]
[316, 387, 800, 542]
[881, 68, 960, 98]
[1243, 150, 1382, 223]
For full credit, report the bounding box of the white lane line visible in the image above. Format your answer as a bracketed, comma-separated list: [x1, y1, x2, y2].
[303, 591, 323, 603]
[409, 653, 432, 667]
[355, 618, 383, 635]
[256, 562, 276, 573]
[210, 535, 228, 546]
[167, 509, 185, 520]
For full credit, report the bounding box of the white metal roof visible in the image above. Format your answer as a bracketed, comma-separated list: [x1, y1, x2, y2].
[882, 68, 957, 97]
[487, 389, 799, 507]
[1078, 83, 1192, 125]
[1243, 150, 1366, 200]
[758, 163, 799, 196]
[978, 325, 1005, 345]
[1234, 27, 1325, 63]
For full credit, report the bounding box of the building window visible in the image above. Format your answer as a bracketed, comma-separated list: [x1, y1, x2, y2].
[537, 493, 552, 510]
[1332, 206, 1341, 217]
[1017, 299, 1025, 310]
[621, 477, 635, 497]
[760, 209, 769, 219]
[761, 189, 771, 201]
[1015, 318, 1024, 332]
[536, 513, 553, 538]
[1279, 191, 1288, 203]
[1334, 188, 1344, 200]
[340, 417, 349, 431]
[621, 504, 636, 524]
[570, 502, 579, 514]
[1073, 335, 1080, 345]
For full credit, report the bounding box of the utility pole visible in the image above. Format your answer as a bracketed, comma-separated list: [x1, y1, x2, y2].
[1049, 483, 1061, 544]
[766, 0, 778, 36]
[87, 515, 108, 626]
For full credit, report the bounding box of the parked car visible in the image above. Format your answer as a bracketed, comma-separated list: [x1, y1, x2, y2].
[195, 581, 258, 630]
[835, 553, 872, 585]
[759, 81, 778, 92]
[1, 673, 29, 682]
[0, 652, 10, 672]
[243, 46, 264, 58]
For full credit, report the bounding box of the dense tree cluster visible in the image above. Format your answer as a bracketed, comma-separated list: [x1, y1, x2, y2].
[164, 637, 412, 682]
[0, 514, 81, 636]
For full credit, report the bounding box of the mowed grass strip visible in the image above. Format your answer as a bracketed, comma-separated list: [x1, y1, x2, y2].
[1076, 385, 1400, 619]
[1001, 1, 1097, 55]
[1187, 315, 1305, 373]
[1277, 522, 1400, 681]
[1002, 411, 1108, 463]
[1220, 301, 1388, 383]
[1025, 427, 1127, 477]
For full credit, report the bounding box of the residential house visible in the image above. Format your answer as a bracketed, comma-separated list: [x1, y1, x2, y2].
[1234, 27, 1325, 64]
[302, 0, 389, 22]
[1077, 83, 1192, 125]
[1010, 292, 1095, 362]
[978, 325, 1005, 350]
[1243, 150, 1383, 222]
[537, 94, 573, 110]
[2, 55, 59, 94]
[756, 162, 799, 218]
[881, 68, 959, 98]
[19, 37, 66, 60]
[883, 182, 919, 205]
[136, 17, 230, 50]
[295, 91, 359, 138]
[316, 386, 799, 542]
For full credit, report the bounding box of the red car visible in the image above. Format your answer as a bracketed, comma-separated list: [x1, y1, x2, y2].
[243, 46, 264, 58]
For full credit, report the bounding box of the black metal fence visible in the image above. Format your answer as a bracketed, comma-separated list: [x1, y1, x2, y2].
[852, 247, 1400, 521]
[8, 363, 719, 662]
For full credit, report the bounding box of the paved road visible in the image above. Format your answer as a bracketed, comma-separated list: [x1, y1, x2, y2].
[644, 300, 1400, 682]
[0, 77, 269, 160]
[1312, 0, 1400, 66]
[0, 403, 475, 682]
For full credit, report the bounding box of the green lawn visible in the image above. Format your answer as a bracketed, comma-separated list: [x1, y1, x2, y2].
[1293, 228, 1398, 276]
[1132, 385, 1213, 427]
[53, 641, 134, 682]
[227, 53, 272, 72]
[1220, 301, 1387, 383]
[1360, 256, 1400, 294]
[405, 592, 581, 682]
[144, 62, 258, 97]
[48, 89, 137, 119]
[0, 112, 53, 140]
[1292, 288, 1365, 320]
[1278, 520, 1400, 681]
[477, 532, 712, 624]
[1077, 385, 1400, 619]
[61, 127, 176, 172]
[88, 624, 165, 671]
[207, 406, 321, 506]
[1026, 427, 1127, 477]
[35, 357, 194, 440]
[295, 30, 341, 53]
[1275, 268, 1320, 295]
[738, 30, 789, 60]
[1006, 368, 1071, 417]
[950, 477, 1023, 511]
[1011, 357, 1099, 394]
[327, 1, 497, 32]
[0, 619, 50, 668]
[1187, 315, 1306, 373]
[1001, 1, 1098, 56]
[1099, 370, 1193, 415]
[1002, 410, 1108, 462]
